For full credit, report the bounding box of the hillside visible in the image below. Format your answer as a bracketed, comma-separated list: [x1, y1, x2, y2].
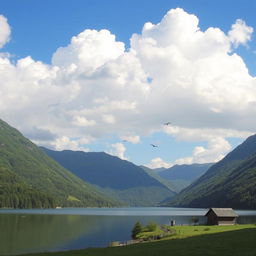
[167, 134, 256, 209]
[42, 148, 176, 206]
[0, 119, 117, 208]
[0, 167, 55, 208]
[158, 163, 212, 191]
[140, 166, 178, 192]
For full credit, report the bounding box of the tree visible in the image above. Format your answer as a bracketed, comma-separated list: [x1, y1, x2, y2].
[146, 221, 157, 232]
[131, 221, 143, 239]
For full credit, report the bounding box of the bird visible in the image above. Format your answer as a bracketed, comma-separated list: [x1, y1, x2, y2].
[164, 122, 171, 126]
[150, 144, 158, 148]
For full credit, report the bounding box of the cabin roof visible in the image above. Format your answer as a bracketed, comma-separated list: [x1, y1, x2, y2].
[205, 208, 238, 217]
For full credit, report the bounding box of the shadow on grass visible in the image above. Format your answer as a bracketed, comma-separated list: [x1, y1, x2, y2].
[21, 228, 256, 256]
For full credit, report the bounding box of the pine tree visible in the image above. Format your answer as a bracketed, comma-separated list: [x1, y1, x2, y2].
[131, 221, 143, 239]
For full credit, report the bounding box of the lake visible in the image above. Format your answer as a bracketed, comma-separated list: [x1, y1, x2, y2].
[0, 207, 255, 255]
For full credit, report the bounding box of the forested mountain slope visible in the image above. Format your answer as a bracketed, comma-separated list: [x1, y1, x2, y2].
[0, 119, 117, 208]
[42, 148, 176, 206]
[158, 163, 212, 192]
[167, 135, 256, 209]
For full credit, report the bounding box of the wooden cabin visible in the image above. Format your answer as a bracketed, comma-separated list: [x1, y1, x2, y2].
[205, 208, 238, 225]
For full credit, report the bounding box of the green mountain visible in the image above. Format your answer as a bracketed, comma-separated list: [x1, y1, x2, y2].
[166, 134, 256, 209]
[42, 148, 176, 206]
[0, 167, 55, 208]
[140, 165, 178, 192]
[0, 119, 117, 208]
[158, 163, 213, 192]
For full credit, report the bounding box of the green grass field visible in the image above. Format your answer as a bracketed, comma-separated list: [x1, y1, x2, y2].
[21, 225, 256, 256]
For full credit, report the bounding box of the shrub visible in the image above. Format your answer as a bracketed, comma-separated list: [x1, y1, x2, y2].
[146, 222, 157, 232]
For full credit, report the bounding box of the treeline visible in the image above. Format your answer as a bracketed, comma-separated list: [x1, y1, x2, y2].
[0, 118, 118, 208]
[0, 166, 116, 208]
[0, 184, 56, 208]
[0, 167, 56, 208]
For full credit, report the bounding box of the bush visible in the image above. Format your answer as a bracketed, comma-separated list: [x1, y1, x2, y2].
[146, 222, 157, 232]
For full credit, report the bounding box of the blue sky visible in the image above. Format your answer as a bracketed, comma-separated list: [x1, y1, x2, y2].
[0, 0, 256, 167]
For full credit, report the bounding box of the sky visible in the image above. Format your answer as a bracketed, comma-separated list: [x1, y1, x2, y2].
[0, 0, 256, 168]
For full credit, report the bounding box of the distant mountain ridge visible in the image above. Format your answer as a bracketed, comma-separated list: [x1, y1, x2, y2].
[0, 119, 117, 208]
[158, 163, 213, 191]
[42, 148, 176, 206]
[167, 134, 256, 209]
[159, 163, 213, 181]
[140, 165, 177, 192]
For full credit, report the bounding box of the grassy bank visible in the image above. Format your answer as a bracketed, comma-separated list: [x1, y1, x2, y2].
[21, 225, 256, 256]
[170, 224, 255, 239]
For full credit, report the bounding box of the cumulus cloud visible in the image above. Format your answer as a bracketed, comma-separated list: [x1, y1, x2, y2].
[121, 135, 140, 144]
[146, 137, 232, 167]
[147, 157, 172, 169]
[108, 143, 127, 160]
[0, 15, 11, 48]
[228, 19, 253, 47]
[173, 137, 232, 165]
[52, 29, 125, 74]
[53, 136, 89, 152]
[0, 8, 255, 164]
[163, 125, 252, 142]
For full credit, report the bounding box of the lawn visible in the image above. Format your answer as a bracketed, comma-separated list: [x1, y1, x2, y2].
[21, 225, 256, 256]
[171, 224, 255, 239]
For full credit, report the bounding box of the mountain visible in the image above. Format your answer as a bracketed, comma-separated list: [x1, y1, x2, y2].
[0, 167, 55, 208]
[140, 165, 178, 192]
[0, 119, 117, 208]
[167, 134, 256, 209]
[42, 148, 176, 206]
[158, 163, 213, 192]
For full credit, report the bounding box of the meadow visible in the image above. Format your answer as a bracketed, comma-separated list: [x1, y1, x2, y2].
[21, 224, 256, 256]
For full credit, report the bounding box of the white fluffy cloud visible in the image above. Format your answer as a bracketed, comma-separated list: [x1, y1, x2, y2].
[228, 19, 253, 47]
[174, 137, 232, 165]
[163, 125, 252, 142]
[0, 9, 255, 164]
[53, 136, 89, 152]
[108, 143, 127, 160]
[147, 157, 172, 169]
[120, 135, 140, 144]
[0, 15, 11, 48]
[146, 137, 232, 168]
[52, 29, 125, 74]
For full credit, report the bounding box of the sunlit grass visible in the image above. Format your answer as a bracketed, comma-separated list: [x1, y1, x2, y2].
[21, 224, 256, 256]
[170, 224, 255, 239]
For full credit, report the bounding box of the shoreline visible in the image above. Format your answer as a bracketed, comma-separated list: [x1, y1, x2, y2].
[16, 224, 256, 256]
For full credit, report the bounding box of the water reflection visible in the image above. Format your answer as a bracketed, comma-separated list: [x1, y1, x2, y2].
[0, 214, 100, 255]
[0, 213, 205, 255]
[0, 208, 255, 255]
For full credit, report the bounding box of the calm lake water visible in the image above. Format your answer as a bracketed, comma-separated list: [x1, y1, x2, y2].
[0, 207, 255, 255]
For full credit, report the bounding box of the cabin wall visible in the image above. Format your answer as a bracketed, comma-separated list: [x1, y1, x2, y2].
[206, 211, 237, 225]
[217, 217, 236, 225]
[206, 211, 218, 225]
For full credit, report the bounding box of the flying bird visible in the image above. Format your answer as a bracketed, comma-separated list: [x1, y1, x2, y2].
[150, 144, 158, 148]
[164, 122, 171, 126]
